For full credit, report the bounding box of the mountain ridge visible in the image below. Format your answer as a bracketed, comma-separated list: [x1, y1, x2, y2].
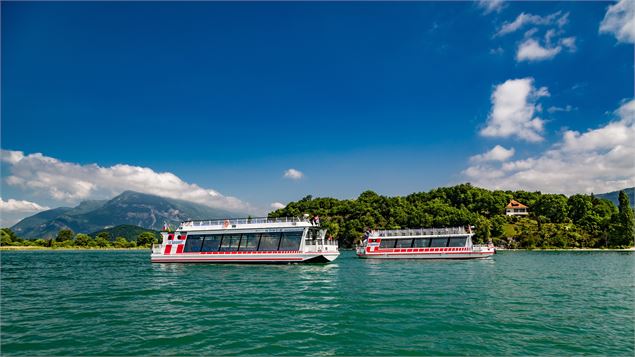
[11, 191, 245, 238]
[595, 187, 634, 208]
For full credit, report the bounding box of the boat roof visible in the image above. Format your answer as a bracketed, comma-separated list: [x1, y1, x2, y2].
[177, 217, 314, 231]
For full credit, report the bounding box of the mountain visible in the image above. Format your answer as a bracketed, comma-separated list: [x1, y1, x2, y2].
[11, 191, 245, 238]
[595, 187, 635, 208]
[91, 224, 159, 242]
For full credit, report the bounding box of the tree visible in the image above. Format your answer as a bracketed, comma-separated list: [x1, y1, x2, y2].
[533, 194, 568, 223]
[611, 191, 635, 247]
[113, 237, 129, 248]
[95, 237, 111, 248]
[75, 233, 92, 247]
[96, 232, 111, 241]
[56, 229, 74, 242]
[137, 232, 158, 247]
[1, 228, 20, 246]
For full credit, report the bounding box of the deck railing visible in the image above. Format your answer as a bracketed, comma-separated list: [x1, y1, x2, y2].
[372, 227, 468, 237]
[180, 216, 309, 228]
[151, 244, 162, 254]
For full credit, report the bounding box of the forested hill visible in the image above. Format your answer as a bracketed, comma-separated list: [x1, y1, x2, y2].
[269, 184, 634, 249]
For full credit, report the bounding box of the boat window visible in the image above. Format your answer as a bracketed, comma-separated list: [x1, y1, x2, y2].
[259, 232, 281, 251]
[430, 238, 449, 247]
[279, 231, 302, 251]
[395, 238, 413, 248]
[240, 233, 259, 251]
[220, 234, 241, 251]
[448, 237, 467, 247]
[184, 235, 204, 252]
[413, 238, 431, 247]
[201, 235, 222, 252]
[380, 239, 397, 248]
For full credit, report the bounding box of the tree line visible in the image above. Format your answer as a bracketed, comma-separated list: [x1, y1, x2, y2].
[0, 229, 159, 249]
[269, 184, 635, 249]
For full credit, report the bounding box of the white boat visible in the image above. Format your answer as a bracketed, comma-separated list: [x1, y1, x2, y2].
[355, 227, 495, 259]
[151, 217, 339, 263]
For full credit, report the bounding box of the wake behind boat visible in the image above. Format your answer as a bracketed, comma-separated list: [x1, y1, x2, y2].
[151, 217, 339, 263]
[356, 226, 495, 259]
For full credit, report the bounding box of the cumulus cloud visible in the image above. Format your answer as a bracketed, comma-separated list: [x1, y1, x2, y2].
[480, 78, 549, 142]
[516, 38, 561, 61]
[0, 198, 50, 213]
[600, 0, 635, 44]
[465, 99, 635, 195]
[516, 31, 576, 62]
[283, 168, 304, 180]
[478, 0, 505, 14]
[495, 11, 575, 62]
[0, 150, 251, 212]
[470, 145, 515, 163]
[0, 197, 51, 227]
[496, 11, 568, 37]
[270, 202, 286, 210]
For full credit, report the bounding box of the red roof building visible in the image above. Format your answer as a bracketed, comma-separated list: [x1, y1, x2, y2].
[505, 200, 529, 216]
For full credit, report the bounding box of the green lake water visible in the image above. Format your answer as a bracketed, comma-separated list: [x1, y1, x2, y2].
[1, 250, 633, 355]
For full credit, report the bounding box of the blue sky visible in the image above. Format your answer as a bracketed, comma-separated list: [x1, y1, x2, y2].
[1, 1, 633, 225]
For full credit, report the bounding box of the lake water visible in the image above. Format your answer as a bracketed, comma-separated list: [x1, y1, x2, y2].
[1, 250, 633, 355]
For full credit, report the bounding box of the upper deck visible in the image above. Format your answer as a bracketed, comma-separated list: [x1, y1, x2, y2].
[371, 227, 470, 238]
[177, 216, 315, 232]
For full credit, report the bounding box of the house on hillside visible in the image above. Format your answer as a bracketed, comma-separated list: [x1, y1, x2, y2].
[505, 200, 529, 216]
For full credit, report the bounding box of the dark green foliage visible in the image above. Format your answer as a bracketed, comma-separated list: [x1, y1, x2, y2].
[269, 184, 628, 249]
[56, 229, 74, 242]
[137, 232, 159, 247]
[610, 191, 635, 247]
[91, 224, 158, 242]
[533, 194, 569, 223]
[596, 187, 635, 208]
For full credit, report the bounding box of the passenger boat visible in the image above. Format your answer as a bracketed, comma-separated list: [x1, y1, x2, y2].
[151, 217, 339, 263]
[355, 227, 495, 259]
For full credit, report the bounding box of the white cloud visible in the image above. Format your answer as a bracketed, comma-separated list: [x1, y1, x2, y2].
[283, 168, 304, 180]
[516, 32, 576, 62]
[496, 11, 568, 37]
[0, 150, 251, 212]
[470, 145, 515, 163]
[547, 105, 575, 113]
[478, 0, 505, 14]
[270, 202, 286, 210]
[0, 198, 51, 227]
[516, 38, 561, 61]
[0, 198, 50, 213]
[600, 0, 635, 44]
[480, 78, 549, 142]
[465, 99, 635, 195]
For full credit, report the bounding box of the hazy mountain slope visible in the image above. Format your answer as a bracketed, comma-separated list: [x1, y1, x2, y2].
[596, 187, 634, 208]
[11, 191, 245, 238]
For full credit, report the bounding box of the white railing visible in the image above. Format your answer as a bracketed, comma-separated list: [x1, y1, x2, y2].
[180, 217, 308, 228]
[373, 227, 468, 238]
[151, 244, 162, 254]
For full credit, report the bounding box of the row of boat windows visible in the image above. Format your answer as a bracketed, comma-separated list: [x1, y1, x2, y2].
[379, 237, 467, 248]
[183, 232, 303, 253]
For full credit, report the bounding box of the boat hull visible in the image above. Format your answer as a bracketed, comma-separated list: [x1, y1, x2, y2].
[357, 252, 494, 259]
[151, 252, 339, 264]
